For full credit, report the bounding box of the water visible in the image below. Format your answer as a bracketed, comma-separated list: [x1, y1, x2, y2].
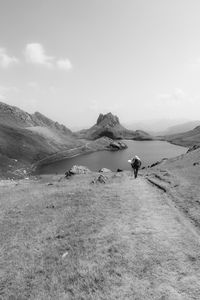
[38, 140, 187, 174]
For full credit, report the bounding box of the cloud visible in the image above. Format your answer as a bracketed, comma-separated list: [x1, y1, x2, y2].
[24, 43, 72, 71]
[0, 48, 19, 68]
[57, 58, 72, 71]
[24, 43, 54, 67]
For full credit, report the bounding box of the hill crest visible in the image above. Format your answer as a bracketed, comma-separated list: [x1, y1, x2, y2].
[0, 101, 71, 134]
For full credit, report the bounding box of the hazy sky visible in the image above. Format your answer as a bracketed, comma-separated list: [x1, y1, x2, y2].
[0, 0, 200, 128]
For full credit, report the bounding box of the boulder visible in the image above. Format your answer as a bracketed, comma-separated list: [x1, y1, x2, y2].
[109, 141, 127, 150]
[91, 174, 107, 184]
[65, 165, 90, 177]
[99, 168, 111, 173]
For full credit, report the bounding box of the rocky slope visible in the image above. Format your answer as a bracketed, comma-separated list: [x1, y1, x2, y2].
[0, 101, 72, 134]
[76, 112, 153, 140]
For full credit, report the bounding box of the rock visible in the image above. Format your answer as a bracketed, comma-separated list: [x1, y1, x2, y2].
[62, 251, 68, 258]
[99, 168, 111, 173]
[91, 174, 107, 184]
[187, 144, 200, 153]
[117, 168, 123, 172]
[110, 141, 127, 150]
[65, 165, 90, 177]
[96, 113, 119, 127]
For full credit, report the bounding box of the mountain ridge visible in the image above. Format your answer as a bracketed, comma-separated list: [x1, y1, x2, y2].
[0, 101, 72, 134]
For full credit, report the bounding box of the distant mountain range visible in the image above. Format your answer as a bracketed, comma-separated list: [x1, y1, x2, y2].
[0, 101, 199, 178]
[163, 125, 200, 147]
[125, 119, 200, 135]
[161, 121, 200, 135]
[75, 112, 153, 140]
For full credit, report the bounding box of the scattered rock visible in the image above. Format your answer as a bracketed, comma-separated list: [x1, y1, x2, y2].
[91, 174, 107, 184]
[193, 162, 199, 166]
[46, 204, 55, 209]
[187, 144, 200, 153]
[150, 158, 168, 168]
[62, 251, 68, 258]
[99, 168, 111, 173]
[47, 183, 53, 186]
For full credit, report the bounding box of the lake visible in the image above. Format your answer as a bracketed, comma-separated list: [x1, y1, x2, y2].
[38, 140, 187, 174]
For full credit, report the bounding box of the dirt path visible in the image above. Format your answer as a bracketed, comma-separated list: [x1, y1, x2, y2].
[99, 175, 200, 299]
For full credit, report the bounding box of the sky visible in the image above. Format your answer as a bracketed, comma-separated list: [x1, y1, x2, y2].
[0, 0, 200, 129]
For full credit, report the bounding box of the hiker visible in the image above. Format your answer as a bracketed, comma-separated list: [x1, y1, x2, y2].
[130, 155, 141, 178]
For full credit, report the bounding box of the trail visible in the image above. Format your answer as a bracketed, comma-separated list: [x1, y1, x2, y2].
[99, 175, 200, 299]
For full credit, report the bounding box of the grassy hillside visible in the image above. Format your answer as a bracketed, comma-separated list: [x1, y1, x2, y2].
[0, 123, 82, 163]
[163, 126, 200, 147]
[163, 120, 200, 135]
[145, 146, 200, 228]
[0, 102, 84, 178]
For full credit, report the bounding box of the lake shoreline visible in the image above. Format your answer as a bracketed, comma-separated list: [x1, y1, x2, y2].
[37, 140, 188, 175]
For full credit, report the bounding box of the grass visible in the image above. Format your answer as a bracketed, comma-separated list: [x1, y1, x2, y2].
[0, 174, 135, 300]
[2, 170, 200, 299]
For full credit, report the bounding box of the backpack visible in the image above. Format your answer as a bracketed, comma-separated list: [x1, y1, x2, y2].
[131, 158, 141, 168]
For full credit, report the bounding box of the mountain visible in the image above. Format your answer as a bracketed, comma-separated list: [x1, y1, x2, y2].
[76, 112, 153, 140]
[0, 102, 84, 176]
[162, 121, 200, 135]
[164, 125, 200, 147]
[124, 118, 189, 134]
[0, 102, 72, 134]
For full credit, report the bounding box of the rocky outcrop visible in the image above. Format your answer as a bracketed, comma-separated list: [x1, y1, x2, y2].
[96, 113, 120, 127]
[109, 141, 127, 150]
[76, 112, 153, 141]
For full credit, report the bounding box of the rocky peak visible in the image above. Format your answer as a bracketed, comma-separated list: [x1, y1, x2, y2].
[96, 112, 120, 127]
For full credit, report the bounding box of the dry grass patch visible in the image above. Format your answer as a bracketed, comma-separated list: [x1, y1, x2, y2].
[0, 174, 132, 300]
